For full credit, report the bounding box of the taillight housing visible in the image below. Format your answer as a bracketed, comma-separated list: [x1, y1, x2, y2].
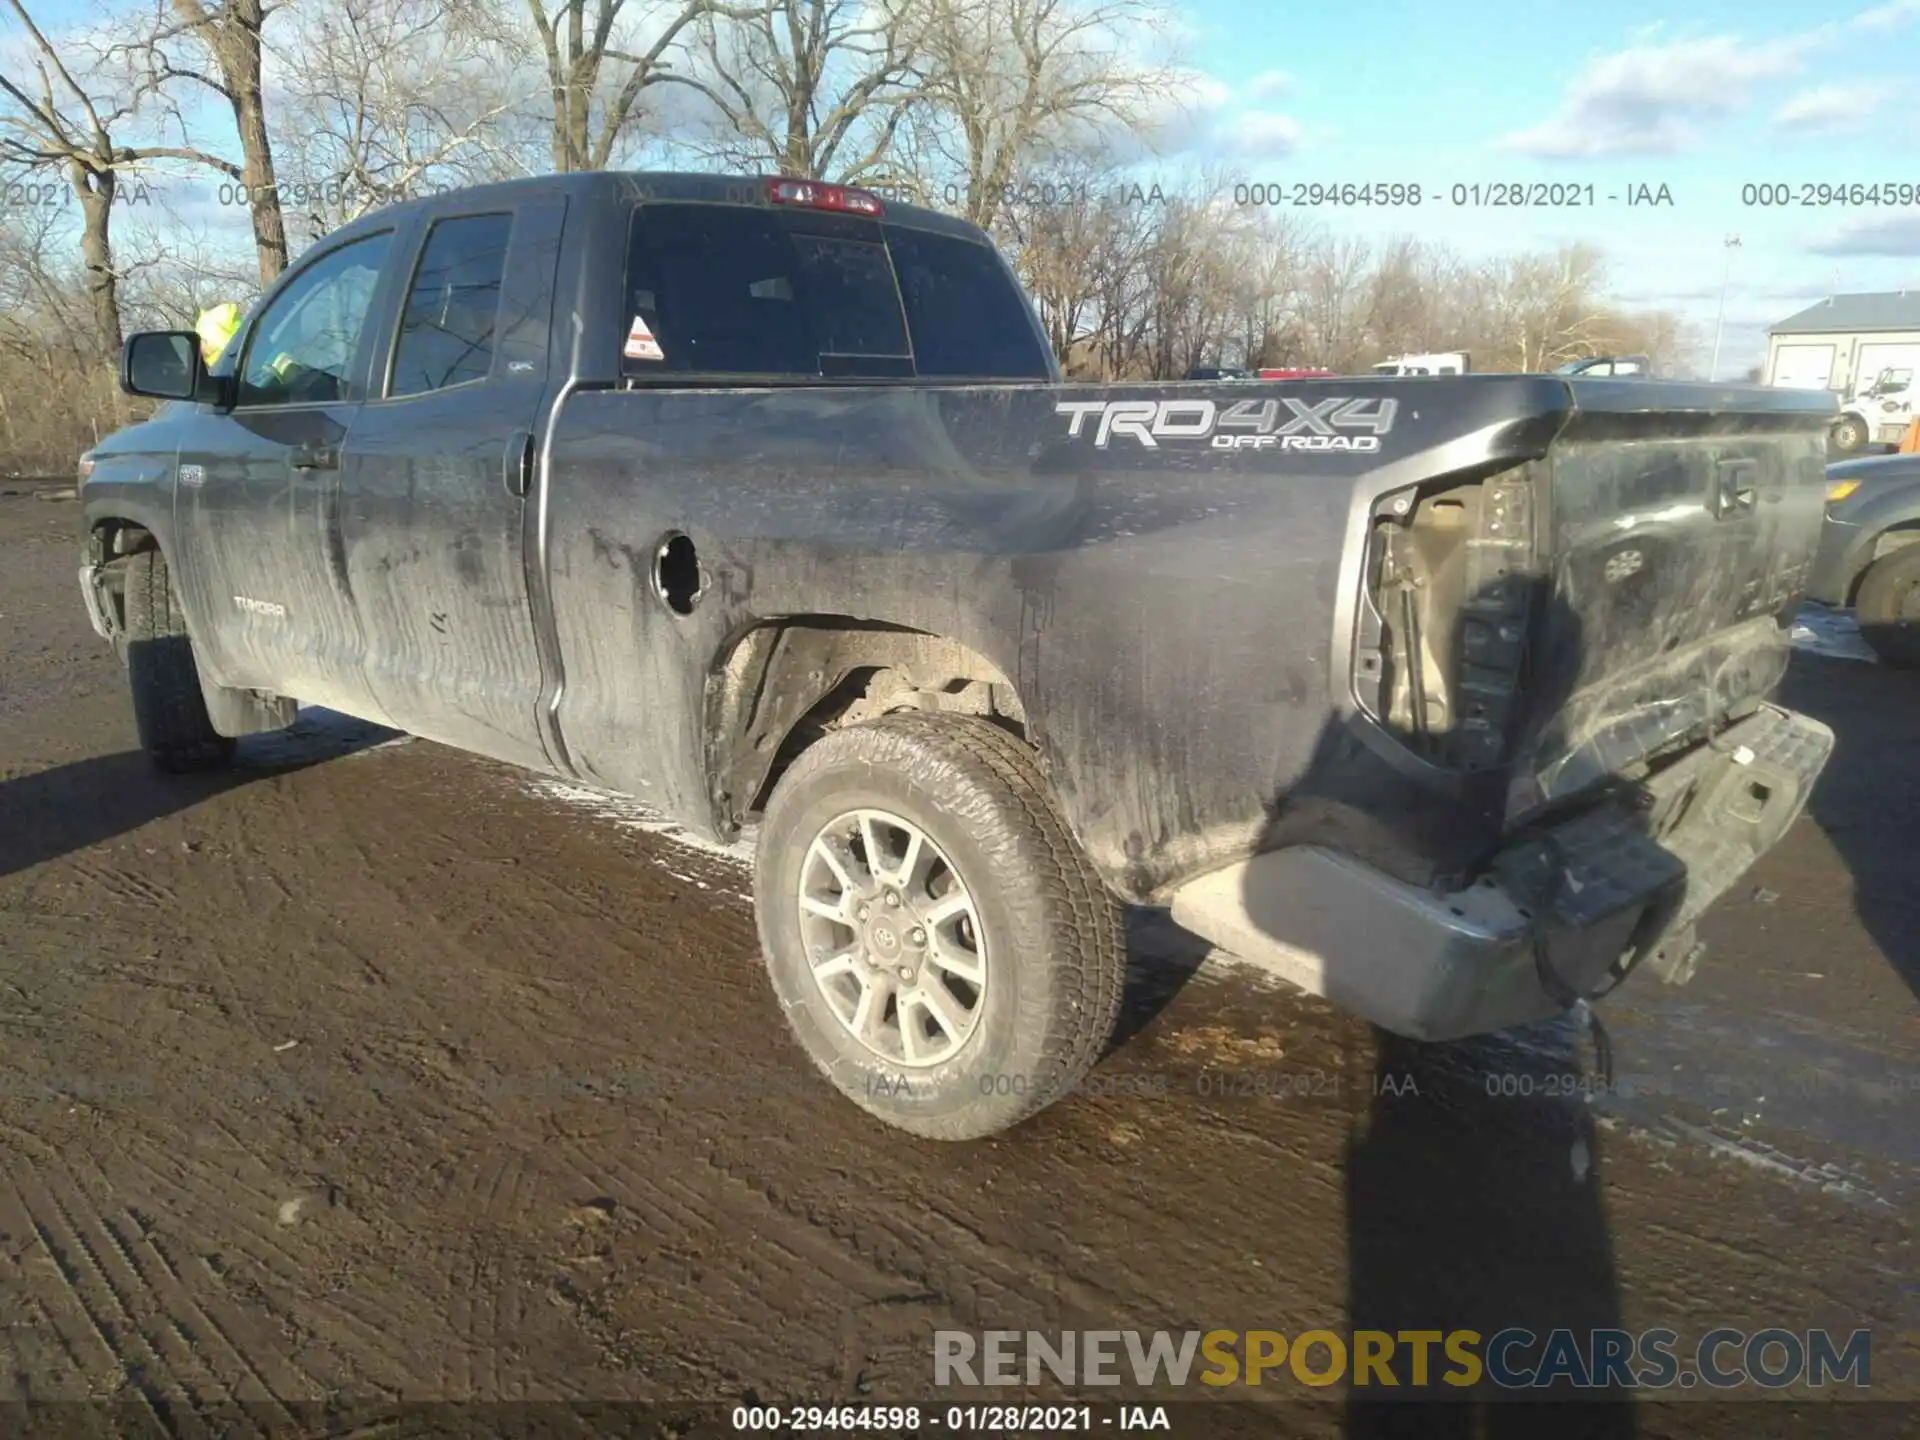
[78, 454, 96, 482]
[765, 178, 884, 217]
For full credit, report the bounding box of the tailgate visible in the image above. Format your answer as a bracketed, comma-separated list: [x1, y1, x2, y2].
[1519, 382, 1833, 810]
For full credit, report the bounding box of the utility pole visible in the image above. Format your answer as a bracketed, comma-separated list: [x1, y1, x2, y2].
[1709, 234, 1743, 381]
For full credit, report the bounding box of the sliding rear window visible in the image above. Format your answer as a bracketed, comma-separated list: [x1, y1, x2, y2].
[621, 202, 1047, 381]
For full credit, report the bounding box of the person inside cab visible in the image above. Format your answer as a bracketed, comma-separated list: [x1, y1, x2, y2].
[195, 301, 245, 367]
[194, 298, 315, 397]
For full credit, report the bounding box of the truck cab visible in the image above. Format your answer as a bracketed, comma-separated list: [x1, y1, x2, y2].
[1555, 354, 1652, 378]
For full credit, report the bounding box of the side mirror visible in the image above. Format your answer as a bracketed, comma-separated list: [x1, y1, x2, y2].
[121, 330, 224, 403]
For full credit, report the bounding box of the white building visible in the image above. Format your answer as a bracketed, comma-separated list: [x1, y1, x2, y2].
[1765, 291, 1920, 396]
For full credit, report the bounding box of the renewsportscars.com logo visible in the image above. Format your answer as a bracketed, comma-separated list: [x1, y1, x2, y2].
[1055, 396, 1400, 451]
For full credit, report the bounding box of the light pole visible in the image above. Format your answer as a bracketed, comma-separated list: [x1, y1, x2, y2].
[1709, 233, 1742, 381]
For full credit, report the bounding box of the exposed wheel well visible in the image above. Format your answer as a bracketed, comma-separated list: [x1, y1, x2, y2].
[87, 519, 160, 636]
[706, 618, 1031, 830]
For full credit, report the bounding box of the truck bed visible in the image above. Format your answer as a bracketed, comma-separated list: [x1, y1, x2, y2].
[537, 375, 1836, 901]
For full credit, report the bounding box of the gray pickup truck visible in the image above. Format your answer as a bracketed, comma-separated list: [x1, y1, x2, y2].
[1809, 451, 1920, 667]
[81, 172, 1838, 1139]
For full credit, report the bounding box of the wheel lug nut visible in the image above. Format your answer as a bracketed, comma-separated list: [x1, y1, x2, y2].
[897, 967, 912, 980]
[908, 928, 925, 946]
[885, 892, 901, 908]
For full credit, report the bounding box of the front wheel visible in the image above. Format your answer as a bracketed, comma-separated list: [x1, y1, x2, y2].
[121, 548, 237, 772]
[1855, 545, 1920, 669]
[754, 712, 1125, 1140]
[1831, 415, 1870, 454]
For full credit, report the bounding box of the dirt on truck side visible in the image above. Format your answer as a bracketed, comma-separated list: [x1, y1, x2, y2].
[4, 491, 1917, 1432]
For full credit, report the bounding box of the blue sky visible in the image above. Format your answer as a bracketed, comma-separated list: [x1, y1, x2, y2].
[1160, 0, 1920, 374]
[20, 0, 1920, 375]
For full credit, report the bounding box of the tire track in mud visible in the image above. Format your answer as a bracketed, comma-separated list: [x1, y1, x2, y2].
[436, 1146, 535, 1401]
[0, 1150, 286, 1425]
[94, 1129, 426, 1398]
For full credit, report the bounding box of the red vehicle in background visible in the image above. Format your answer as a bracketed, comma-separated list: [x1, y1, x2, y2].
[1257, 367, 1336, 380]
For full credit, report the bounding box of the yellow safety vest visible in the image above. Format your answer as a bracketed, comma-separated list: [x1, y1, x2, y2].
[196, 302, 244, 365]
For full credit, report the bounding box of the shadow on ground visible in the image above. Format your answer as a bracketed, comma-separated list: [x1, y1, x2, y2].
[0, 709, 403, 880]
[1230, 565, 1639, 1432]
[1775, 653, 1920, 1005]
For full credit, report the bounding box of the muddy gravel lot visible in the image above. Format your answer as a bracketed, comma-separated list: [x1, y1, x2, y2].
[0, 491, 1915, 1437]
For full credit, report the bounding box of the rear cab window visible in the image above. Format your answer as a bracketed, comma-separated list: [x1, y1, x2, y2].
[621, 201, 1050, 382]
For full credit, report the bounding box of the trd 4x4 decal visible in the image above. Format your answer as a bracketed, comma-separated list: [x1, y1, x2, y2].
[1055, 396, 1400, 451]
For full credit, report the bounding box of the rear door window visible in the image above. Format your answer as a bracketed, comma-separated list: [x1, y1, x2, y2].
[624, 203, 1047, 381]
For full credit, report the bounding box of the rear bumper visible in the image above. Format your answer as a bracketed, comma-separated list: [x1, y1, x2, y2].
[1168, 704, 1835, 1041]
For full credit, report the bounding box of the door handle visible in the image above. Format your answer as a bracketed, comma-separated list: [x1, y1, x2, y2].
[290, 442, 339, 471]
[504, 429, 535, 499]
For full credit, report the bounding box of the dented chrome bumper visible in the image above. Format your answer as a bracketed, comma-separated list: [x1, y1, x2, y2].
[78, 563, 113, 641]
[1168, 704, 1836, 1041]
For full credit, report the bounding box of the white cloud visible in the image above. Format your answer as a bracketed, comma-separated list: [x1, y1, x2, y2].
[1224, 110, 1304, 158]
[1810, 212, 1920, 257]
[1501, 3, 1920, 159]
[1110, 72, 1234, 162]
[1245, 69, 1293, 102]
[1851, 1, 1920, 33]
[1113, 73, 1307, 163]
[1775, 83, 1890, 133]
[1498, 33, 1814, 157]
[1613, 281, 1828, 307]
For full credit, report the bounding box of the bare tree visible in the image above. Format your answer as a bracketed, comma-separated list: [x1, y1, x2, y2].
[911, 0, 1181, 232]
[273, 0, 539, 240]
[1474, 242, 1614, 371]
[670, 0, 924, 182]
[113, 0, 293, 284]
[521, 0, 770, 172]
[1, 0, 238, 365]
[1226, 212, 1310, 369]
[1134, 180, 1247, 378]
[1295, 234, 1373, 371]
[0, 205, 134, 468]
[995, 148, 1146, 366]
[114, 211, 260, 329]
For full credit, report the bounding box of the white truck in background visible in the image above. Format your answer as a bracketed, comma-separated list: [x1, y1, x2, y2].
[1371, 351, 1470, 376]
[1830, 365, 1917, 454]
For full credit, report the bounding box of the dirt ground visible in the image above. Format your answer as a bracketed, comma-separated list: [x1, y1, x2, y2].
[1, 490, 1915, 1438]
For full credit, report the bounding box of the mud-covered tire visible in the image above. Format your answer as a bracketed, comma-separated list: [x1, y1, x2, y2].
[1855, 545, 1920, 669]
[754, 712, 1125, 1141]
[121, 548, 237, 772]
[1831, 415, 1870, 454]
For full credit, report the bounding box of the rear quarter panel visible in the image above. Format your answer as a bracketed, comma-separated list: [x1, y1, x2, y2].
[543, 377, 1572, 898]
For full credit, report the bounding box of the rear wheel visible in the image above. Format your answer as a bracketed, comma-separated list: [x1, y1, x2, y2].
[1831, 415, 1870, 454]
[1855, 545, 1920, 669]
[754, 712, 1125, 1140]
[122, 548, 237, 772]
